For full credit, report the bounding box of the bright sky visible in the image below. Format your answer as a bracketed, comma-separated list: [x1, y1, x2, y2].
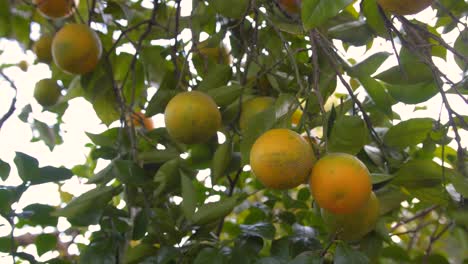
[0, 2, 466, 262]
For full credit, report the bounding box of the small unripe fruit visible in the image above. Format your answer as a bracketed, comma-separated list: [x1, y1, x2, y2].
[34, 79, 61, 107]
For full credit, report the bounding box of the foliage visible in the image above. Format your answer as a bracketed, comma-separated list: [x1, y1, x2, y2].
[0, 0, 467, 263]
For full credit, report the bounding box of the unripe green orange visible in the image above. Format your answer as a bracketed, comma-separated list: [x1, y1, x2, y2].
[34, 79, 61, 107]
[33, 35, 53, 64]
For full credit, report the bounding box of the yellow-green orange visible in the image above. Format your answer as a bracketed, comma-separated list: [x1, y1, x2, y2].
[33, 0, 77, 19]
[33, 35, 53, 64]
[52, 23, 102, 74]
[34, 79, 61, 107]
[239, 97, 275, 131]
[164, 91, 221, 144]
[322, 192, 380, 241]
[250, 129, 315, 190]
[377, 0, 433, 15]
[309, 153, 372, 214]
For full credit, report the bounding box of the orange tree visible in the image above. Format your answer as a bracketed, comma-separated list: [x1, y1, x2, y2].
[0, 0, 467, 263]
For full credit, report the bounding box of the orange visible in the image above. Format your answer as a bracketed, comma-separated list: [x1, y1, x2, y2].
[309, 153, 372, 214]
[33, 0, 77, 19]
[33, 35, 53, 63]
[164, 91, 222, 144]
[52, 23, 102, 75]
[250, 129, 315, 190]
[195, 40, 231, 65]
[18, 61, 28, 72]
[239, 97, 275, 131]
[377, 0, 433, 15]
[278, 0, 302, 15]
[34, 79, 61, 107]
[129, 112, 154, 131]
[322, 192, 380, 241]
[291, 108, 303, 126]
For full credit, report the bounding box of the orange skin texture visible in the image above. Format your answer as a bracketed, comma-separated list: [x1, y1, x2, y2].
[309, 153, 372, 214]
[322, 192, 380, 241]
[33, 35, 53, 63]
[52, 23, 102, 75]
[130, 112, 154, 131]
[278, 0, 302, 14]
[250, 129, 315, 190]
[33, 0, 77, 19]
[377, 0, 433, 15]
[164, 91, 222, 144]
[239, 97, 275, 131]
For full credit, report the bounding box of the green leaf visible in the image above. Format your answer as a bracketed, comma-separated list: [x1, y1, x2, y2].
[212, 138, 233, 181]
[181, 172, 197, 219]
[357, 76, 393, 116]
[454, 29, 468, 71]
[302, 0, 354, 30]
[35, 233, 57, 256]
[0, 159, 10, 181]
[124, 243, 157, 264]
[0, 236, 13, 253]
[289, 252, 321, 264]
[194, 247, 226, 264]
[0, 0, 11, 37]
[79, 237, 118, 264]
[32, 119, 63, 151]
[350, 52, 391, 77]
[138, 149, 180, 164]
[328, 115, 370, 155]
[371, 173, 394, 184]
[14, 152, 39, 183]
[140, 46, 170, 84]
[211, 0, 249, 19]
[17, 204, 58, 228]
[87, 162, 115, 184]
[53, 186, 122, 226]
[113, 160, 150, 185]
[198, 64, 232, 91]
[450, 172, 468, 196]
[375, 185, 407, 215]
[384, 118, 434, 149]
[328, 20, 374, 46]
[334, 242, 369, 264]
[35, 166, 73, 185]
[192, 194, 246, 225]
[240, 222, 276, 240]
[393, 160, 446, 188]
[205, 84, 245, 107]
[361, 0, 386, 36]
[384, 81, 439, 104]
[153, 159, 181, 196]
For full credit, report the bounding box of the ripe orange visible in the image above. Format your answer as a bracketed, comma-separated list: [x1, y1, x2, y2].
[33, 0, 77, 19]
[52, 23, 102, 75]
[34, 79, 61, 107]
[322, 191, 380, 241]
[239, 97, 275, 131]
[250, 129, 315, 190]
[278, 0, 302, 15]
[377, 0, 433, 15]
[129, 112, 154, 131]
[291, 108, 303, 126]
[33, 35, 53, 64]
[164, 91, 222, 144]
[309, 153, 372, 214]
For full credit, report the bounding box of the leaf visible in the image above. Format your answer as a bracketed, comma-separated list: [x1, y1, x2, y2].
[198, 64, 232, 91]
[240, 222, 276, 240]
[392, 160, 446, 188]
[334, 242, 369, 264]
[181, 172, 197, 219]
[14, 152, 39, 184]
[450, 172, 468, 197]
[53, 186, 122, 226]
[328, 115, 370, 155]
[17, 204, 58, 228]
[138, 149, 180, 164]
[36, 166, 73, 185]
[113, 160, 150, 185]
[192, 194, 246, 225]
[0, 0, 11, 37]
[371, 173, 394, 184]
[140, 46, 170, 84]
[124, 243, 157, 264]
[0, 236, 14, 253]
[357, 76, 393, 116]
[384, 81, 439, 104]
[302, 0, 354, 30]
[375, 185, 407, 215]
[205, 84, 245, 107]
[328, 20, 374, 46]
[384, 118, 434, 149]
[194, 247, 226, 264]
[454, 29, 468, 71]
[79, 237, 118, 264]
[210, 0, 249, 19]
[350, 52, 391, 77]
[0, 159, 10, 181]
[211, 138, 233, 181]
[361, 0, 386, 36]
[87, 162, 115, 184]
[32, 119, 63, 151]
[35, 233, 57, 256]
[289, 252, 321, 264]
